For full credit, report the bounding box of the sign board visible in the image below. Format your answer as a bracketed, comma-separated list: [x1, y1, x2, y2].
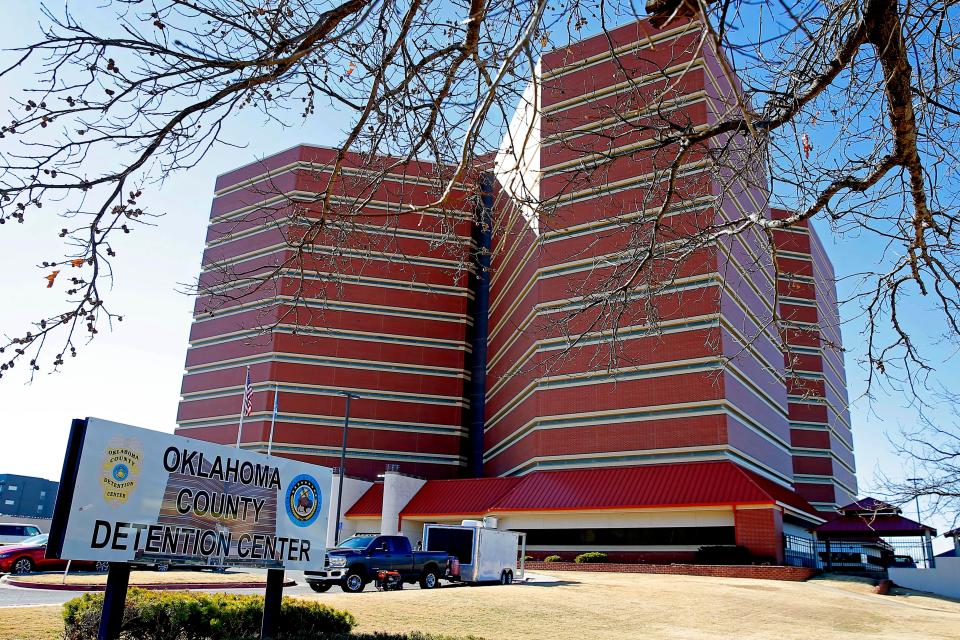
[48, 418, 331, 570]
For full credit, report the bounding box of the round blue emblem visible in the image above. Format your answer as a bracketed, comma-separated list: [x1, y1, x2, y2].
[112, 464, 130, 482]
[285, 474, 321, 527]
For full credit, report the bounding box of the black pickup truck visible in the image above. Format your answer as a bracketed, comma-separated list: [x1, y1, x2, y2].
[305, 534, 450, 593]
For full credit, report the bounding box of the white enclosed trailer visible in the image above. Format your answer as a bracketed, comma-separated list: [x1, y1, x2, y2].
[423, 519, 526, 584]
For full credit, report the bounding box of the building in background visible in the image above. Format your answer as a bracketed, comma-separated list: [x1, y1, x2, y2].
[0, 473, 58, 518]
[177, 15, 855, 562]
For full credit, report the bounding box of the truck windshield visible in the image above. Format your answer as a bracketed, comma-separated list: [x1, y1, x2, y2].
[336, 536, 373, 550]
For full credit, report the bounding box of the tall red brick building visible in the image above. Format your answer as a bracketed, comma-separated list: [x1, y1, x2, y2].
[177, 16, 856, 561]
[177, 147, 476, 479]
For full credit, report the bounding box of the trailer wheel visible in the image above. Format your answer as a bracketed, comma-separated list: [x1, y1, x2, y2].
[504, 570, 514, 584]
[342, 570, 367, 593]
[419, 569, 440, 589]
[499, 570, 508, 585]
[309, 582, 332, 593]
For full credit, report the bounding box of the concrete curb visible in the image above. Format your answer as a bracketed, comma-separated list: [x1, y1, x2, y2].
[2, 577, 297, 591]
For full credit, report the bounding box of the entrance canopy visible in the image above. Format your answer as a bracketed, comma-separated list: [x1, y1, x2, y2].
[814, 498, 937, 540]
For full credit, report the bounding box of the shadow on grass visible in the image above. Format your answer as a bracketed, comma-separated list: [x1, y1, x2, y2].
[324, 634, 484, 640]
[515, 579, 581, 587]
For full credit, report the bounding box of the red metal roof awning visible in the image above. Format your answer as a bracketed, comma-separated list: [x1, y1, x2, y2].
[837, 497, 899, 514]
[399, 477, 523, 518]
[345, 482, 384, 518]
[487, 461, 822, 519]
[815, 513, 937, 539]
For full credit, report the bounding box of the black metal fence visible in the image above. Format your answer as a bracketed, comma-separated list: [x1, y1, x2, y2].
[784, 534, 934, 573]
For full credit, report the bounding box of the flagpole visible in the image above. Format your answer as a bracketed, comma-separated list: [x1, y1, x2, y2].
[235, 404, 245, 449]
[267, 384, 279, 457]
[235, 366, 250, 449]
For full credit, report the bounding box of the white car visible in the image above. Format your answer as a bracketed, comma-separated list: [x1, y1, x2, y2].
[0, 523, 43, 545]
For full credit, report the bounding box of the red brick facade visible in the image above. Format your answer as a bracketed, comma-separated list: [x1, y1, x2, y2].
[734, 507, 784, 563]
[176, 147, 476, 479]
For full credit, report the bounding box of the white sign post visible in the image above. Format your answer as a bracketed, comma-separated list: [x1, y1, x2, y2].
[48, 417, 332, 640]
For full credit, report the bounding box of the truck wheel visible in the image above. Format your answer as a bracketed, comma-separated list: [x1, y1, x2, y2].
[504, 570, 514, 584]
[342, 570, 366, 593]
[309, 582, 332, 593]
[419, 569, 440, 589]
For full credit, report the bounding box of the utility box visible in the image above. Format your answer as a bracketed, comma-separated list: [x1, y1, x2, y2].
[423, 520, 525, 584]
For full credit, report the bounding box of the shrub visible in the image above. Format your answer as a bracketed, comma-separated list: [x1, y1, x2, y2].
[543, 555, 562, 563]
[695, 545, 753, 565]
[63, 588, 356, 640]
[523, 556, 534, 562]
[573, 552, 608, 564]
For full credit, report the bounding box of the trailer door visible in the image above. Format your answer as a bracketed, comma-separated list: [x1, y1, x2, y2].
[424, 526, 478, 580]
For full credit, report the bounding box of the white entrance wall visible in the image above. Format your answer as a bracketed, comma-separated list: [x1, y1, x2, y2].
[494, 508, 734, 530]
[889, 557, 960, 599]
[398, 509, 737, 553]
[494, 508, 735, 553]
[380, 471, 427, 535]
[326, 475, 373, 548]
[347, 517, 382, 537]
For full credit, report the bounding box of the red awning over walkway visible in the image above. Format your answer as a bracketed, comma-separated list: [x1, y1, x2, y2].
[488, 461, 820, 518]
[374, 461, 823, 524]
[815, 513, 937, 539]
[400, 477, 522, 518]
[345, 482, 384, 517]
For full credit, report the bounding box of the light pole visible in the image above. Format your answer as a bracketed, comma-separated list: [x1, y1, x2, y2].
[334, 391, 360, 545]
[907, 477, 923, 522]
[907, 477, 925, 567]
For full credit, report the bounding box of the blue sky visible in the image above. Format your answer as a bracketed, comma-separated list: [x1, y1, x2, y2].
[0, 3, 954, 550]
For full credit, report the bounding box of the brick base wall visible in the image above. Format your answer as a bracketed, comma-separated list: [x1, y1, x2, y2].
[524, 562, 817, 582]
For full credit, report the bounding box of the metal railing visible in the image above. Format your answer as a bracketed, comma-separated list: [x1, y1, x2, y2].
[784, 534, 935, 574]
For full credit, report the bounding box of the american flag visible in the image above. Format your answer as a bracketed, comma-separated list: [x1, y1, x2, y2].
[241, 366, 253, 417]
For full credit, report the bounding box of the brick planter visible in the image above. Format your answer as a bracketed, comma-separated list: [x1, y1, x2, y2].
[525, 562, 817, 582]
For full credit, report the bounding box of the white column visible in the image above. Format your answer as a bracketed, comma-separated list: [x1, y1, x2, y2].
[381, 470, 426, 536]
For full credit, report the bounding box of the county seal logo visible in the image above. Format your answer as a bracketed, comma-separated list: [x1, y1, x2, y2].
[285, 474, 321, 527]
[101, 438, 142, 505]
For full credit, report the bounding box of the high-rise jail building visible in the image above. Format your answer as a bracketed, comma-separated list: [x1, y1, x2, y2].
[772, 209, 856, 510]
[178, 15, 856, 561]
[177, 146, 476, 479]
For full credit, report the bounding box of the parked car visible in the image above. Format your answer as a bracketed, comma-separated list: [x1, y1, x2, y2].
[0, 523, 43, 545]
[890, 554, 917, 568]
[0, 534, 109, 575]
[305, 534, 451, 593]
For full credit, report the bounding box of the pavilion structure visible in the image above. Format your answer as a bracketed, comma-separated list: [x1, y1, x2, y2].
[814, 498, 938, 570]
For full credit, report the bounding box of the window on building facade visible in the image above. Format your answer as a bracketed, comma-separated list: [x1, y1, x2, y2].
[7, 485, 17, 491]
[3, 499, 13, 505]
[39, 491, 45, 498]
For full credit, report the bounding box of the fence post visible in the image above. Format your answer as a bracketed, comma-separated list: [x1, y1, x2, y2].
[924, 532, 936, 569]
